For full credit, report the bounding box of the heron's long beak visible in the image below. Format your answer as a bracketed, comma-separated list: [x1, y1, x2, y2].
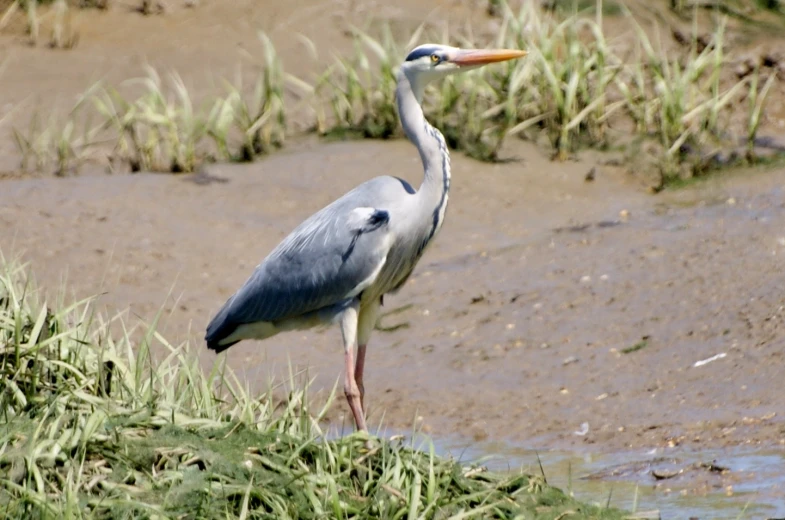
[451, 48, 528, 67]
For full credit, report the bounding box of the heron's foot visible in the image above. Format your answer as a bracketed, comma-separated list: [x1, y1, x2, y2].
[346, 429, 375, 451]
[349, 431, 382, 454]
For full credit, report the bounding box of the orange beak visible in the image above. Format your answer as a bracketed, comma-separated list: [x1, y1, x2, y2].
[450, 48, 528, 67]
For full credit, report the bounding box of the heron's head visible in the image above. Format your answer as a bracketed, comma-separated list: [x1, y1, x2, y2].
[400, 43, 527, 84]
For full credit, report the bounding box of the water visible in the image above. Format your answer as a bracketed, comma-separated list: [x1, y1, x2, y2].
[422, 435, 785, 519]
[332, 422, 785, 518]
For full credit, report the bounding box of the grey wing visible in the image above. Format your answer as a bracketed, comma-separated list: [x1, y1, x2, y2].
[205, 199, 392, 349]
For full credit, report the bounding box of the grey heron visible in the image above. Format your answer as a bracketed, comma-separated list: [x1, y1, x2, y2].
[205, 43, 527, 433]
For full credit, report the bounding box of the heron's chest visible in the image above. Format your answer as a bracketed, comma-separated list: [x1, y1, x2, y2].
[369, 224, 443, 300]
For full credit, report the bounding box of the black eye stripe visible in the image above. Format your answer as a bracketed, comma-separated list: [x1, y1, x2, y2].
[405, 45, 442, 62]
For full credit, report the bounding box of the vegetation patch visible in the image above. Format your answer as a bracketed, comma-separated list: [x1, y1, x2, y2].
[0, 258, 629, 518]
[3, 0, 784, 187]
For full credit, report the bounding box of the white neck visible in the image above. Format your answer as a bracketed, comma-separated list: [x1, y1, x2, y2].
[395, 68, 452, 240]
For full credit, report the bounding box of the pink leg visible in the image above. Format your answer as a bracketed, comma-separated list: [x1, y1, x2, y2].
[355, 297, 381, 419]
[344, 346, 367, 432]
[340, 303, 367, 432]
[355, 344, 367, 412]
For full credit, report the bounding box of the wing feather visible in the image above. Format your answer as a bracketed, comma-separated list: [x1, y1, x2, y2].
[205, 189, 393, 348]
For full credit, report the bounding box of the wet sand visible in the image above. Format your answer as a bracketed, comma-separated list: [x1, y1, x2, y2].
[2, 136, 784, 450]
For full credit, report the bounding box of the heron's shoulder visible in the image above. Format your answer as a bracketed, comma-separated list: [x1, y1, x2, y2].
[344, 175, 417, 201]
[271, 176, 414, 245]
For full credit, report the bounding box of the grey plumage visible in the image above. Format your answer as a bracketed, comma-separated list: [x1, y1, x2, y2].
[204, 42, 527, 434]
[205, 177, 413, 352]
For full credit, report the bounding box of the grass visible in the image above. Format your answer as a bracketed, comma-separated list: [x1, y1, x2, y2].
[1, 0, 79, 48]
[5, 0, 784, 184]
[314, 24, 415, 141]
[313, 1, 781, 177]
[90, 32, 292, 173]
[314, 23, 518, 161]
[621, 337, 649, 354]
[0, 258, 630, 518]
[12, 84, 102, 176]
[497, 0, 622, 160]
[94, 67, 212, 173]
[615, 13, 754, 185]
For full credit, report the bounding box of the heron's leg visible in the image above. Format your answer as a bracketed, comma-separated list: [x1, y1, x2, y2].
[356, 297, 382, 413]
[355, 344, 367, 410]
[340, 301, 367, 432]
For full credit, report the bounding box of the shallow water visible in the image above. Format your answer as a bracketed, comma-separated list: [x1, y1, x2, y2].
[325, 418, 785, 518]
[430, 435, 785, 519]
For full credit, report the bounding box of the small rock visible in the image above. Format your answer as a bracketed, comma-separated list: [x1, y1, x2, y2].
[696, 33, 713, 52]
[734, 55, 758, 78]
[762, 50, 784, 68]
[580, 275, 592, 284]
[671, 28, 689, 46]
[585, 167, 596, 182]
[141, 0, 167, 14]
[563, 356, 579, 366]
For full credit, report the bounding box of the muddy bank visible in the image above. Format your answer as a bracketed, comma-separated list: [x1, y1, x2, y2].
[2, 137, 784, 456]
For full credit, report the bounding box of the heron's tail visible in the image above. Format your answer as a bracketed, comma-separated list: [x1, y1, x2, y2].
[205, 335, 240, 354]
[204, 299, 241, 353]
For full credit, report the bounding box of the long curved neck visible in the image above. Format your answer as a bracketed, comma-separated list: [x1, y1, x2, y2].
[396, 69, 452, 237]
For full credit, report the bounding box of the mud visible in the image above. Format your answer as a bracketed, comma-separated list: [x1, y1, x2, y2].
[2, 0, 785, 516]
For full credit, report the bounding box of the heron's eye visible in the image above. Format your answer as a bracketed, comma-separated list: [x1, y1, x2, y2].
[430, 54, 440, 64]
